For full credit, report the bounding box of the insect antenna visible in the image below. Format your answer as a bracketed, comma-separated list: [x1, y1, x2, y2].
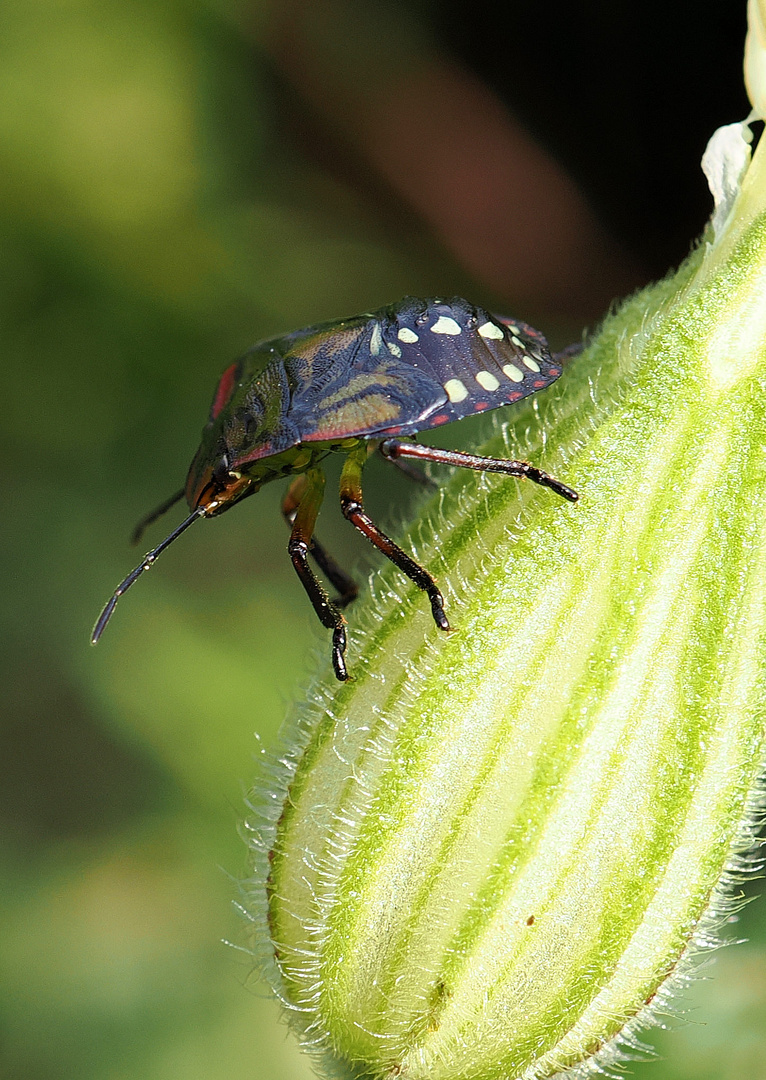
[91, 508, 205, 645]
[131, 488, 185, 545]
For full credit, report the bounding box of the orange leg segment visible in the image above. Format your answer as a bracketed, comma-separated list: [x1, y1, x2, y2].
[282, 474, 359, 609]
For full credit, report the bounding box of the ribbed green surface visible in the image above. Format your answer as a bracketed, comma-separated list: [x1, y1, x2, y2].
[263, 216, 766, 1080]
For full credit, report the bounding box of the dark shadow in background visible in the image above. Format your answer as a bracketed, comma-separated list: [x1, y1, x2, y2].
[268, 0, 750, 321]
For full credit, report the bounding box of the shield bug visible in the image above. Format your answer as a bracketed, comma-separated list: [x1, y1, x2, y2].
[92, 296, 579, 680]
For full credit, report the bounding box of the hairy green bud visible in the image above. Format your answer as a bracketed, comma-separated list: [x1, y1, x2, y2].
[245, 130, 766, 1080]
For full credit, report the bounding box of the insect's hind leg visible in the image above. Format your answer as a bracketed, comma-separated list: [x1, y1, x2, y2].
[286, 467, 350, 680]
[282, 474, 359, 610]
[553, 340, 586, 365]
[380, 439, 578, 503]
[339, 445, 450, 632]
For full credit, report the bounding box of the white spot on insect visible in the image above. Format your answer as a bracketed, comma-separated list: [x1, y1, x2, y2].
[386, 341, 402, 357]
[503, 364, 525, 382]
[398, 327, 419, 343]
[431, 316, 462, 335]
[523, 356, 541, 372]
[475, 370, 500, 392]
[444, 378, 469, 402]
[511, 335, 525, 348]
[370, 323, 383, 355]
[478, 321, 504, 340]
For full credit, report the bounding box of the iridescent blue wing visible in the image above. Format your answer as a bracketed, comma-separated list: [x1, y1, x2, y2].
[283, 315, 448, 442]
[283, 297, 564, 444]
[379, 297, 563, 431]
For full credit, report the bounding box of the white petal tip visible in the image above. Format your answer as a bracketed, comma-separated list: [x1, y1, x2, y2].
[701, 121, 754, 240]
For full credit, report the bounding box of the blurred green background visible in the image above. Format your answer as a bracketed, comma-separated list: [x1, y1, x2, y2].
[2, 2, 764, 1079]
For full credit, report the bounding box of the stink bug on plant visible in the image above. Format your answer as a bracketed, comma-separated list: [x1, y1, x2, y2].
[92, 296, 579, 680]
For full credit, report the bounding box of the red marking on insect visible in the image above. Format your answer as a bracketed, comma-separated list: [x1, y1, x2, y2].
[474, 401, 490, 411]
[533, 379, 547, 388]
[231, 442, 276, 466]
[507, 391, 523, 402]
[211, 362, 238, 420]
[430, 413, 451, 425]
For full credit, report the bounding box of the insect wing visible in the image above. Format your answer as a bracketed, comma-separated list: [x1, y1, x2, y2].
[383, 297, 564, 430]
[248, 298, 565, 447]
[285, 317, 448, 442]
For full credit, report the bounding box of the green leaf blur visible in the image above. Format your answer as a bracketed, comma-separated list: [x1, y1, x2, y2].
[0, 4, 464, 1079]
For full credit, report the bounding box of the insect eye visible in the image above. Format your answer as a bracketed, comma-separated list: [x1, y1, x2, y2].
[213, 455, 231, 488]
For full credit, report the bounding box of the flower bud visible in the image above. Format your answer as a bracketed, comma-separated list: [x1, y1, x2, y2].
[246, 85, 766, 1080]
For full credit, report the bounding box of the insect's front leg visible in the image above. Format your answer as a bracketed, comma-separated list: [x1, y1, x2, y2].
[380, 439, 578, 503]
[282, 474, 359, 609]
[130, 488, 185, 546]
[286, 467, 350, 680]
[339, 445, 450, 632]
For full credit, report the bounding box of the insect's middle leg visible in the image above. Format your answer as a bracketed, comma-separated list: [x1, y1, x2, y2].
[286, 467, 350, 681]
[282, 474, 359, 609]
[339, 446, 450, 632]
